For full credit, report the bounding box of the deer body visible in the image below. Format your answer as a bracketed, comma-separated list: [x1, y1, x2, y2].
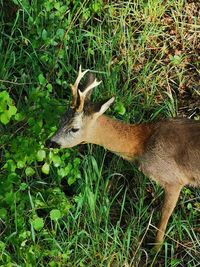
[86, 115, 200, 187]
[47, 66, 200, 251]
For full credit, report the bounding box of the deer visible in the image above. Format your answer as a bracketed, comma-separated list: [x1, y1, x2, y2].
[46, 66, 200, 251]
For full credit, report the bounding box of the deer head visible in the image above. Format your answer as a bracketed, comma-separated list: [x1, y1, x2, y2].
[48, 66, 115, 148]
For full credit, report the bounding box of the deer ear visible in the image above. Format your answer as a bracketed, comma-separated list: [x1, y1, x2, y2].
[93, 97, 115, 118]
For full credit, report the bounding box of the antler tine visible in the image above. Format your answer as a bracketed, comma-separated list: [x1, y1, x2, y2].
[70, 65, 89, 108]
[76, 78, 102, 113]
[83, 78, 102, 97]
[75, 65, 89, 88]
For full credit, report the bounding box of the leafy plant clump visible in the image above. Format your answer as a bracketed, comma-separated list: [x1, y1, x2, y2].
[0, 0, 89, 265]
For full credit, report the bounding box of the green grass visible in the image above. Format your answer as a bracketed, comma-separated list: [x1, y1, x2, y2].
[0, 0, 200, 266]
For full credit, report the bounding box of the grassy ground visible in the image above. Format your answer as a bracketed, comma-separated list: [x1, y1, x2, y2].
[0, 0, 200, 266]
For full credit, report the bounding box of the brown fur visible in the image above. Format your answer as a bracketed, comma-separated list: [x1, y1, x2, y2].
[86, 115, 200, 250]
[86, 115, 154, 160]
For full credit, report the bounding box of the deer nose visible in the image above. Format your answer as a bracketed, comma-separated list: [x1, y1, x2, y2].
[45, 139, 60, 149]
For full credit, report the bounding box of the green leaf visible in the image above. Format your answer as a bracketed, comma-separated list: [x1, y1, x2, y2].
[169, 54, 182, 65]
[46, 83, 53, 92]
[37, 150, 46, 162]
[64, 164, 71, 176]
[56, 78, 62, 85]
[92, 2, 102, 13]
[0, 112, 9, 124]
[42, 162, 50, 175]
[68, 176, 76, 186]
[5, 192, 14, 205]
[25, 167, 35, 176]
[14, 112, 24, 121]
[82, 8, 90, 20]
[17, 160, 25, 169]
[38, 73, 46, 85]
[52, 154, 61, 167]
[56, 28, 65, 39]
[57, 168, 65, 178]
[0, 208, 7, 219]
[54, 2, 60, 10]
[73, 157, 81, 167]
[58, 49, 64, 59]
[8, 172, 19, 182]
[187, 203, 193, 210]
[20, 183, 28, 191]
[0, 241, 5, 250]
[0, 90, 9, 101]
[114, 101, 126, 115]
[41, 29, 48, 40]
[4, 159, 16, 172]
[50, 40, 58, 46]
[57, 163, 71, 178]
[50, 209, 61, 221]
[7, 105, 17, 117]
[32, 217, 44, 231]
[28, 117, 35, 126]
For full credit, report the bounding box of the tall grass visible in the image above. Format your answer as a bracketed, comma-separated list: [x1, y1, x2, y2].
[0, 0, 199, 266]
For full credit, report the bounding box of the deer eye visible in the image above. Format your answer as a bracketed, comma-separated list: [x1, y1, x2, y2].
[71, 128, 79, 133]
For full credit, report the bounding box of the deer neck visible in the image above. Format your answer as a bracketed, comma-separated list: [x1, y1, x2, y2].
[86, 115, 153, 161]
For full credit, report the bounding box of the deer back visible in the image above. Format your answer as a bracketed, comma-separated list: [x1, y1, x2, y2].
[140, 119, 200, 188]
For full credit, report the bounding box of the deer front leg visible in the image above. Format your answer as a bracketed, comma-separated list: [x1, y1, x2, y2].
[154, 183, 182, 251]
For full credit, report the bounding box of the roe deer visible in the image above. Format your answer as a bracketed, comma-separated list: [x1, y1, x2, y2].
[46, 66, 200, 251]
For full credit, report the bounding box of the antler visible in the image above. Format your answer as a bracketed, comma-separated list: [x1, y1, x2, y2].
[76, 78, 102, 112]
[70, 66, 102, 112]
[70, 65, 89, 108]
